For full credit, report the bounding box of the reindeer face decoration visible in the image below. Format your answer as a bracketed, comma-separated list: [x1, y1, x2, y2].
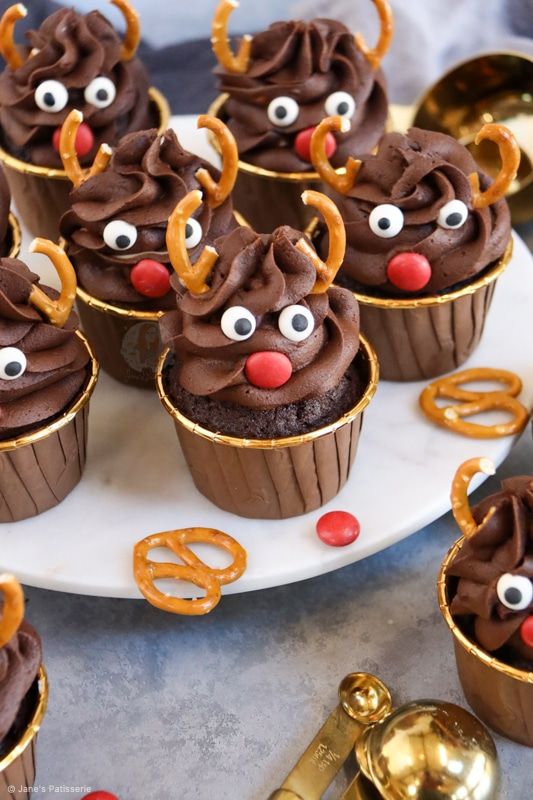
[212, 0, 392, 173]
[311, 119, 518, 295]
[59, 112, 238, 307]
[160, 190, 360, 432]
[0, 1, 154, 168]
[0, 239, 91, 440]
[448, 459, 533, 664]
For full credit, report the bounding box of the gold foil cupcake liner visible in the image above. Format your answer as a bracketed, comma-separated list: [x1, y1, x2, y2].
[6, 213, 21, 259]
[156, 333, 379, 450]
[0, 666, 48, 776]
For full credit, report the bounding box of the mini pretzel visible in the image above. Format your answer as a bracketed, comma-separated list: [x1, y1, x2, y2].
[296, 190, 346, 294]
[133, 528, 247, 615]
[451, 457, 496, 539]
[0, 3, 26, 70]
[110, 0, 141, 61]
[0, 574, 24, 648]
[354, 0, 394, 70]
[166, 190, 219, 295]
[419, 368, 529, 439]
[59, 110, 112, 188]
[195, 115, 238, 208]
[211, 0, 252, 74]
[469, 123, 520, 209]
[29, 238, 77, 327]
[311, 117, 361, 195]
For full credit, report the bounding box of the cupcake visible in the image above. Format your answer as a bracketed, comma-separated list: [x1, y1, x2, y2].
[59, 111, 240, 387]
[438, 457, 533, 746]
[157, 189, 378, 520]
[209, 0, 392, 232]
[0, 574, 47, 799]
[0, 167, 21, 260]
[310, 120, 518, 381]
[0, 0, 170, 240]
[0, 239, 98, 522]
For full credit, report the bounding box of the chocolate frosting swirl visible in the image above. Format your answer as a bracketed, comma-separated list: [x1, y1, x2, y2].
[217, 19, 388, 172]
[0, 258, 90, 440]
[60, 128, 237, 308]
[332, 128, 511, 295]
[448, 476, 533, 661]
[0, 620, 41, 744]
[0, 8, 153, 168]
[160, 225, 360, 409]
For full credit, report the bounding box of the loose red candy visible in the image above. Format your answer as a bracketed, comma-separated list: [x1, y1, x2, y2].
[53, 122, 95, 158]
[520, 616, 533, 648]
[294, 127, 336, 163]
[130, 259, 171, 298]
[245, 351, 293, 389]
[386, 252, 432, 292]
[82, 793, 119, 800]
[316, 511, 360, 547]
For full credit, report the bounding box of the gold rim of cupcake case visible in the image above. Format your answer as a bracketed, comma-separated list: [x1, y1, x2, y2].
[0, 331, 99, 452]
[438, 537, 533, 684]
[7, 211, 21, 258]
[0, 87, 170, 180]
[207, 93, 393, 183]
[0, 666, 48, 773]
[156, 333, 379, 450]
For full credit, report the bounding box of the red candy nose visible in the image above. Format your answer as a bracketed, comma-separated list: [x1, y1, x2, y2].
[130, 260, 171, 298]
[245, 351, 292, 389]
[53, 121, 95, 158]
[294, 127, 336, 163]
[386, 252, 432, 292]
[520, 616, 533, 648]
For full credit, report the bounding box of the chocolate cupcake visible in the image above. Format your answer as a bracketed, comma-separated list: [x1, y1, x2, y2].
[208, 0, 392, 231]
[0, 0, 169, 239]
[157, 189, 378, 519]
[310, 119, 518, 380]
[439, 457, 533, 746]
[0, 575, 47, 800]
[59, 112, 240, 386]
[0, 240, 98, 522]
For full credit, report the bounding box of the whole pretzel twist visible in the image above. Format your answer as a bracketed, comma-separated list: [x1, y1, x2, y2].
[419, 367, 529, 439]
[451, 457, 496, 539]
[133, 528, 247, 615]
[0, 574, 24, 648]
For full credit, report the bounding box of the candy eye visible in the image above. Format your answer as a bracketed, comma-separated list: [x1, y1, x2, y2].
[324, 91, 356, 120]
[369, 204, 404, 238]
[278, 304, 314, 342]
[0, 347, 27, 381]
[185, 218, 203, 249]
[103, 220, 138, 251]
[437, 199, 469, 230]
[221, 306, 256, 342]
[267, 96, 300, 127]
[34, 80, 68, 113]
[496, 574, 533, 611]
[84, 76, 116, 109]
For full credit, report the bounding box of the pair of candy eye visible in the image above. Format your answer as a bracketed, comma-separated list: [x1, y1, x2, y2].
[368, 199, 469, 238]
[34, 77, 117, 113]
[0, 347, 26, 381]
[496, 573, 533, 611]
[267, 91, 356, 128]
[221, 305, 314, 343]
[103, 219, 203, 251]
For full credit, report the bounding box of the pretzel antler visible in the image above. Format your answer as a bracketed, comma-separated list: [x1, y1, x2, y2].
[195, 115, 238, 208]
[211, 0, 252, 74]
[296, 191, 346, 294]
[59, 110, 112, 188]
[166, 190, 218, 295]
[451, 457, 497, 539]
[0, 574, 24, 649]
[0, 3, 27, 70]
[29, 239, 77, 327]
[110, 0, 141, 61]
[469, 123, 520, 209]
[311, 117, 361, 195]
[354, 0, 393, 70]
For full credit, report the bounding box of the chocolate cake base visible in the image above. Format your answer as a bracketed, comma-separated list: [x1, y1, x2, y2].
[1, 166, 71, 241]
